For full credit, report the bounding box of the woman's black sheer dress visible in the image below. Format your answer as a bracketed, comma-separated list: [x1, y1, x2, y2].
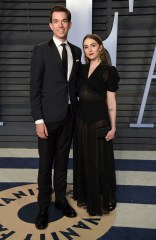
[73, 62, 120, 216]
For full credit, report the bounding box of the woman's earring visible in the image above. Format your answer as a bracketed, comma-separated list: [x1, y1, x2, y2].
[100, 50, 104, 61]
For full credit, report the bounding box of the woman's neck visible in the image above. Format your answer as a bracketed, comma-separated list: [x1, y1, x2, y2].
[89, 59, 101, 67]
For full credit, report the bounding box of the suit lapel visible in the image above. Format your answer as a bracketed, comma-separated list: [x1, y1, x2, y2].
[68, 42, 77, 81]
[48, 39, 79, 81]
[48, 39, 65, 75]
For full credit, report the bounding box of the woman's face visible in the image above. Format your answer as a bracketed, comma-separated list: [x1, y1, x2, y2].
[83, 38, 102, 61]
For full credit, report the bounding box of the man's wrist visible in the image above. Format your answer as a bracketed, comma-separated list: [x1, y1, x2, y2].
[35, 119, 44, 125]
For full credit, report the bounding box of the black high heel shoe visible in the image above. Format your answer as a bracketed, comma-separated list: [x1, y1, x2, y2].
[109, 202, 116, 211]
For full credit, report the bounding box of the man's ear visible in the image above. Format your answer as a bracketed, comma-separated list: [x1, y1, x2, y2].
[69, 21, 72, 30]
[49, 22, 53, 31]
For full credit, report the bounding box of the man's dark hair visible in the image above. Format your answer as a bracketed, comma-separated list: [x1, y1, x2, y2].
[49, 5, 71, 23]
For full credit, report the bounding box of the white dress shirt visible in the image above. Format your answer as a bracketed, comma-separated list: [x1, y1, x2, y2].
[53, 36, 73, 80]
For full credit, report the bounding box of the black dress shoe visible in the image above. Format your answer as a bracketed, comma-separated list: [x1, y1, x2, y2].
[55, 198, 77, 218]
[35, 210, 48, 230]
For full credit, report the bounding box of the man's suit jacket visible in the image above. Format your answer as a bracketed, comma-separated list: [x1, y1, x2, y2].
[30, 39, 82, 123]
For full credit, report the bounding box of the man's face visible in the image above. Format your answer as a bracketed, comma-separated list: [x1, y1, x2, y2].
[49, 11, 72, 41]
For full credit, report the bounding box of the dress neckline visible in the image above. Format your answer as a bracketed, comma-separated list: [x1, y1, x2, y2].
[86, 61, 108, 80]
[87, 62, 102, 79]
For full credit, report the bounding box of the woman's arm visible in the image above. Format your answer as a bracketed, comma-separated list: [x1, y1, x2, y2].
[105, 91, 117, 141]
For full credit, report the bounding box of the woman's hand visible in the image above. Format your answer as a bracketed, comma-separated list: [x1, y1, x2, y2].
[105, 128, 116, 141]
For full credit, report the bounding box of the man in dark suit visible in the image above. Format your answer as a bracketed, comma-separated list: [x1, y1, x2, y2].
[30, 5, 81, 230]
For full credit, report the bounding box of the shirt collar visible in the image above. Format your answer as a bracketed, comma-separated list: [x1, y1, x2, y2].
[53, 35, 68, 48]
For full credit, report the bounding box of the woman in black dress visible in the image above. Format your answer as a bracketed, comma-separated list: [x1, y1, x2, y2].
[73, 34, 120, 216]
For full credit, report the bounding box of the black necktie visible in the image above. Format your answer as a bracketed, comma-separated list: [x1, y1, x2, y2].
[61, 43, 68, 79]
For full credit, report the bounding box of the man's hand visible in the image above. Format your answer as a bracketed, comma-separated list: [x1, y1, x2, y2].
[36, 123, 48, 139]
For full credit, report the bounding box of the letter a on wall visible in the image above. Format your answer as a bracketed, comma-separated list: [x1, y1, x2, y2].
[130, 46, 156, 128]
